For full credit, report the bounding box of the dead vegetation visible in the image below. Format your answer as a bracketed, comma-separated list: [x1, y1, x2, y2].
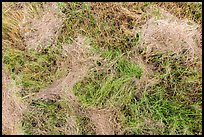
[132, 8, 201, 59]
[2, 3, 25, 50]
[33, 36, 96, 100]
[86, 107, 121, 135]
[128, 8, 202, 95]
[156, 2, 202, 24]
[2, 70, 26, 135]
[19, 3, 64, 51]
[23, 36, 114, 135]
[2, 2, 64, 51]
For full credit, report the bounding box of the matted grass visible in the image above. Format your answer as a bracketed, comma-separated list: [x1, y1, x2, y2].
[2, 2, 202, 135]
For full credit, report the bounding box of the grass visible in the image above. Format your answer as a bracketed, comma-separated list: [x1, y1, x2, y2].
[2, 2, 202, 135]
[76, 116, 96, 135]
[74, 49, 142, 108]
[155, 2, 202, 24]
[22, 99, 76, 135]
[73, 47, 202, 135]
[118, 90, 202, 135]
[3, 46, 68, 97]
[58, 2, 153, 52]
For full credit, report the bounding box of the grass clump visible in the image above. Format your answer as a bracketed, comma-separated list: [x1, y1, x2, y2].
[97, 48, 143, 78]
[76, 116, 96, 135]
[116, 58, 142, 78]
[3, 46, 68, 97]
[73, 48, 142, 108]
[118, 87, 202, 135]
[58, 2, 153, 52]
[22, 99, 78, 135]
[156, 2, 202, 24]
[74, 75, 135, 107]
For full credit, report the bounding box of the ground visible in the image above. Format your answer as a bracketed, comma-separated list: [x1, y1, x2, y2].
[2, 2, 202, 135]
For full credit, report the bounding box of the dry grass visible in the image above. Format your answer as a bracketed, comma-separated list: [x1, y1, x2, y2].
[130, 7, 202, 103]
[86, 107, 121, 135]
[2, 2, 64, 51]
[22, 36, 100, 135]
[156, 2, 202, 24]
[20, 2, 64, 51]
[33, 36, 97, 100]
[2, 3, 25, 50]
[131, 8, 201, 64]
[2, 70, 26, 135]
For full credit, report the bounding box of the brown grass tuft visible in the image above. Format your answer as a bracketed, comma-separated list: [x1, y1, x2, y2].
[33, 35, 97, 101]
[3, 2, 65, 51]
[19, 2, 64, 51]
[133, 8, 201, 63]
[2, 70, 26, 135]
[85, 107, 121, 135]
[2, 2, 25, 50]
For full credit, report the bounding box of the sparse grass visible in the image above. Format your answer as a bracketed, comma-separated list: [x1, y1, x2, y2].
[155, 2, 202, 24]
[2, 2, 202, 135]
[146, 51, 202, 106]
[22, 98, 78, 135]
[58, 2, 154, 52]
[76, 116, 96, 135]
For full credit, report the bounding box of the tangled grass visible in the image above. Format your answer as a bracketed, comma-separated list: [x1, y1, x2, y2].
[2, 2, 202, 135]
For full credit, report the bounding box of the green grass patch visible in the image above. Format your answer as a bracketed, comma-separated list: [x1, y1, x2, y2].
[73, 48, 142, 108]
[3, 46, 68, 97]
[118, 87, 202, 135]
[96, 47, 143, 78]
[116, 58, 143, 78]
[74, 75, 135, 107]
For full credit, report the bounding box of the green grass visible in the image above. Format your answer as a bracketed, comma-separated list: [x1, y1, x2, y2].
[73, 46, 202, 134]
[73, 48, 142, 108]
[3, 46, 68, 97]
[2, 2, 202, 135]
[118, 88, 202, 135]
[74, 75, 135, 107]
[116, 58, 143, 78]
